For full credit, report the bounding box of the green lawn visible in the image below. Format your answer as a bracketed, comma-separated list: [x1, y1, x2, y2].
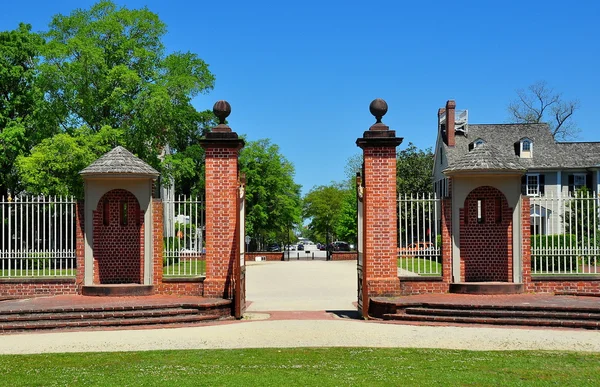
[0, 269, 75, 277]
[163, 259, 206, 277]
[1, 348, 599, 386]
[398, 257, 442, 276]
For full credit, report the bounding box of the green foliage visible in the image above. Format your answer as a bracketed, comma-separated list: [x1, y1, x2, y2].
[0, 23, 46, 197]
[16, 126, 123, 198]
[564, 187, 600, 245]
[9, 0, 216, 196]
[531, 234, 578, 272]
[396, 142, 434, 194]
[303, 183, 348, 243]
[239, 139, 302, 249]
[335, 186, 357, 244]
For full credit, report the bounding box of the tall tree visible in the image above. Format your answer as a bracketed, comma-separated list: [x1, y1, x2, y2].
[396, 143, 434, 195]
[303, 183, 347, 244]
[37, 1, 215, 163]
[508, 80, 580, 141]
[239, 139, 302, 250]
[0, 23, 45, 197]
[16, 1, 216, 196]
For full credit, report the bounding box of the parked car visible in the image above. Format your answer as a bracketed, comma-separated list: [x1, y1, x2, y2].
[329, 241, 351, 251]
[297, 244, 304, 251]
[267, 244, 281, 252]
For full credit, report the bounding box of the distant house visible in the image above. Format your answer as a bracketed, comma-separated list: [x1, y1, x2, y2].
[431, 100, 600, 284]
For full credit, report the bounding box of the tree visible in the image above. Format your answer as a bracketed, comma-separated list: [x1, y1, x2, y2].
[33, 0, 215, 182]
[396, 143, 434, 195]
[16, 126, 124, 198]
[303, 183, 347, 244]
[239, 139, 302, 250]
[12, 1, 217, 197]
[508, 80, 580, 141]
[0, 23, 45, 197]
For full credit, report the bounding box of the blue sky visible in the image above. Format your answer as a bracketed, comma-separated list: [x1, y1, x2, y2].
[1, 1, 598, 194]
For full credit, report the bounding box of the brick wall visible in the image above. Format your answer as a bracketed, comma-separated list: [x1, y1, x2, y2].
[93, 189, 144, 284]
[156, 279, 204, 295]
[245, 252, 283, 262]
[400, 279, 449, 295]
[203, 146, 240, 298]
[75, 201, 85, 293]
[363, 146, 401, 297]
[441, 198, 452, 284]
[0, 278, 77, 297]
[152, 199, 163, 287]
[521, 196, 532, 289]
[330, 252, 357, 261]
[460, 186, 512, 282]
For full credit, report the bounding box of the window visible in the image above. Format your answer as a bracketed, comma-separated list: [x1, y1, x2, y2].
[477, 199, 485, 223]
[527, 174, 539, 196]
[120, 200, 128, 226]
[474, 139, 485, 148]
[495, 197, 502, 223]
[519, 138, 533, 158]
[569, 173, 586, 194]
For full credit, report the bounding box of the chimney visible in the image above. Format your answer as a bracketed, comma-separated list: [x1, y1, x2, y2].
[446, 100, 456, 147]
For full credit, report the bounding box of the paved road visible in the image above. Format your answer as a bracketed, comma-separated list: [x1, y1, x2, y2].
[246, 260, 356, 311]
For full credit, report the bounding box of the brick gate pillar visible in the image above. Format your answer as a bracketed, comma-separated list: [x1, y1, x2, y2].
[357, 99, 403, 301]
[200, 101, 244, 299]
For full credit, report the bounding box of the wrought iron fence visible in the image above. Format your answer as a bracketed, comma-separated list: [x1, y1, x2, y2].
[397, 193, 442, 276]
[162, 195, 206, 277]
[1, 195, 77, 277]
[530, 191, 599, 275]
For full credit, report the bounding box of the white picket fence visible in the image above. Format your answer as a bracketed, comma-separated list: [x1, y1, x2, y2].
[397, 193, 442, 276]
[0, 196, 77, 277]
[162, 195, 206, 277]
[530, 191, 599, 275]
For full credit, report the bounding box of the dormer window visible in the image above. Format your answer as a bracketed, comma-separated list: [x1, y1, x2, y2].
[519, 138, 533, 158]
[468, 139, 485, 151]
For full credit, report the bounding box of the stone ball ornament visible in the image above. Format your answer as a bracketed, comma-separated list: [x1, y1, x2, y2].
[369, 98, 388, 123]
[213, 100, 231, 125]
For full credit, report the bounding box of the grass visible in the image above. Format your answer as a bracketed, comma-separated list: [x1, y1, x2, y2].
[0, 268, 75, 277]
[398, 257, 442, 276]
[1, 348, 599, 386]
[163, 259, 206, 277]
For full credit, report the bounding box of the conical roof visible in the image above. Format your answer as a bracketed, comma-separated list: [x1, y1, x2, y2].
[80, 146, 159, 177]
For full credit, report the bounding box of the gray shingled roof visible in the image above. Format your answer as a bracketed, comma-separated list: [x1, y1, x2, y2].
[443, 123, 600, 173]
[444, 143, 525, 174]
[80, 146, 159, 177]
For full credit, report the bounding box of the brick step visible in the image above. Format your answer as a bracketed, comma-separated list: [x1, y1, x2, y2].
[383, 313, 600, 329]
[0, 307, 201, 323]
[0, 303, 211, 316]
[402, 302, 600, 314]
[0, 313, 223, 332]
[404, 307, 600, 321]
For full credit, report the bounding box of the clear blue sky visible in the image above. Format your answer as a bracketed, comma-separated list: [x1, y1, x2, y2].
[2, 1, 599, 195]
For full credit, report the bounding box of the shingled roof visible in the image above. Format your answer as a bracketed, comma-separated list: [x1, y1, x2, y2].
[80, 146, 159, 177]
[443, 123, 600, 174]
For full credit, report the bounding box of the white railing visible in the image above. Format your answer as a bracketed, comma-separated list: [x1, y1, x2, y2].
[162, 195, 205, 277]
[398, 193, 442, 276]
[1, 195, 76, 277]
[530, 191, 599, 275]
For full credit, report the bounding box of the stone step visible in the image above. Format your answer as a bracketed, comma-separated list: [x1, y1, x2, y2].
[0, 307, 201, 323]
[383, 313, 600, 329]
[404, 307, 600, 321]
[0, 313, 222, 332]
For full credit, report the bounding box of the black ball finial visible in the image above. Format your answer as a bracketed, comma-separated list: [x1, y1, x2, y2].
[369, 98, 388, 123]
[213, 100, 231, 125]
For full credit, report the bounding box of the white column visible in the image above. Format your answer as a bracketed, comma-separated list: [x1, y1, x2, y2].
[556, 171, 562, 198]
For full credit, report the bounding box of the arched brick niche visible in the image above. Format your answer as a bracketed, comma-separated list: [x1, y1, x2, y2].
[459, 186, 513, 282]
[93, 189, 144, 284]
